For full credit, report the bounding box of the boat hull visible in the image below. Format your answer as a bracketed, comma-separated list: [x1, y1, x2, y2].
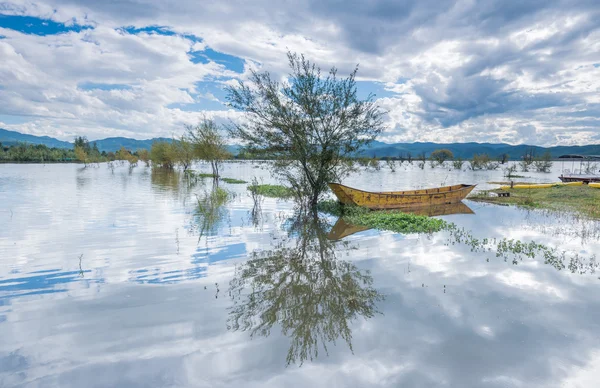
[559, 175, 600, 183]
[328, 183, 476, 210]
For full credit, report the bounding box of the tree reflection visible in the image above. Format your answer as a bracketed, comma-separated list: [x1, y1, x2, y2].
[191, 186, 231, 239]
[228, 212, 384, 365]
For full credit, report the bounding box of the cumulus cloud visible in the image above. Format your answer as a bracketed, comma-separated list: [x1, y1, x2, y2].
[0, 0, 599, 144]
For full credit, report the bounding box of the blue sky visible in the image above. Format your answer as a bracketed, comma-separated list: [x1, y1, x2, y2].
[1, 1, 600, 145]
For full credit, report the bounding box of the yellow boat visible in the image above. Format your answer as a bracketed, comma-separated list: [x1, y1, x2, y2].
[589, 183, 600, 189]
[328, 183, 476, 210]
[500, 181, 583, 190]
[326, 202, 476, 240]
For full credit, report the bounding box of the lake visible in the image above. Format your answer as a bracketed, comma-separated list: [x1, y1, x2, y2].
[2, 161, 600, 387]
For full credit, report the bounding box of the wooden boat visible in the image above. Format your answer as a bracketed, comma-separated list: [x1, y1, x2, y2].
[327, 202, 475, 240]
[328, 183, 476, 210]
[558, 174, 600, 183]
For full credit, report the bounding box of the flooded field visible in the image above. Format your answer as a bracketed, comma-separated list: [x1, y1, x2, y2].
[2, 161, 600, 387]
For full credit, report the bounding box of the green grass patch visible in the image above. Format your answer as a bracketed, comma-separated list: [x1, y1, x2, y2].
[184, 170, 217, 179]
[318, 200, 448, 234]
[247, 184, 295, 199]
[221, 177, 248, 184]
[470, 185, 600, 218]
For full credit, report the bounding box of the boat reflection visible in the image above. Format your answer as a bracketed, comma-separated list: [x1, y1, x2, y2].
[327, 201, 475, 240]
[227, 213, 384, 365]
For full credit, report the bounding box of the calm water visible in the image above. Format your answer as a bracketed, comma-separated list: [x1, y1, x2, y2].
[2, 161, 600, 387]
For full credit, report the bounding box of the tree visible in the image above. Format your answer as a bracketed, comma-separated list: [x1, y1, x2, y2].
[533, 151, 553, 173]
[227, 52, 386, 207]
[150, 141, 177, 169]
[74, 145, 88, 165]
[174, 135, 196, 171]
[470, 153, 499, 170]
[138, 149, 150, 167]
[430, 149, 454, 165]
[186, 119, 230, 177]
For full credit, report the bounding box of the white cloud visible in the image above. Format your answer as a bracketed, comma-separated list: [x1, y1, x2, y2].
[1, 0, 599, 145]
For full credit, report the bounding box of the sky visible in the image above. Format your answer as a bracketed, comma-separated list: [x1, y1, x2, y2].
[0, 0, 599, 146]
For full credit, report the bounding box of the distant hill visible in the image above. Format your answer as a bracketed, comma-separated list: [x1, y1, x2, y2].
[2, 128, 600, 159]
[93, 137, 173, 152]
[0, 128, 73, 149]
[0, 128, 171, 152]
[361, 141, 600, 159]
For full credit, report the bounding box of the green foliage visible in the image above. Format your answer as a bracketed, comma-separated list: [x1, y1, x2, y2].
[503, 164, 523, 178]
[150, 140, 178, 169]
[221, 177, 248, 184]
[317, 200, 448, 234]
[115, 146, 138, 166]
[533, 151, 553, 173]
[471, 185, 600, 219]
[184, 170, 217, 179]
[192, 187, 232, 237]
[470, 153, 499, 170]
[173, 135, 195, 170]
[430, 149, 454, 165]
[227, 51, 386, 207]
[319, 200, 598, 275]
[186, 119, 230, 176]
[73, 136, 102, 163]
[247, 184, 295, 198]
[137, 149, 150, 166]
[0, 143, 76, 162]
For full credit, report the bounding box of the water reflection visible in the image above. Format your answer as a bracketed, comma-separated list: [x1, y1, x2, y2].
[228, 212, 384, 365]
[191, 186, 232, 238]
[328, 201, 475, 240]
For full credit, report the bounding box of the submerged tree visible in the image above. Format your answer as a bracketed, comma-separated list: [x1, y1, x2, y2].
[150, 140, 177, 169]
[174, 135, 195, 171]
[137, 149, 150, 167]
[533, 151, 553, 173]
[186, 119, 230, 177]
[227, 52, 386, 207]
[430, 149, 454, 165]
[228, 213, 384, 365]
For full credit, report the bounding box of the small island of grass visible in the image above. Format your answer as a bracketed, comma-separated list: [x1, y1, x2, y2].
[470, 184, 600, 219]
[247, 184, 295, 198]
[317, 200, 449, 234]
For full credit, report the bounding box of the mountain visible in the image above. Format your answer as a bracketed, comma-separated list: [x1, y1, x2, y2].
[0, 128, 172, 152]
[93, 137, 173, 152]
[360, 141, 600, 159]
[3, 128, 600, 159]
[0, 128, 73, 148]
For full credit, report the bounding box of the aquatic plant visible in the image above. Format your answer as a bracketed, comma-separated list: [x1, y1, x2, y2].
[318, 200, 599, 275]
[247, 184, 295, 199]
[317, 200, 448, 234]
[470, 185, 600, 219]
[221, 177, 248, 184]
